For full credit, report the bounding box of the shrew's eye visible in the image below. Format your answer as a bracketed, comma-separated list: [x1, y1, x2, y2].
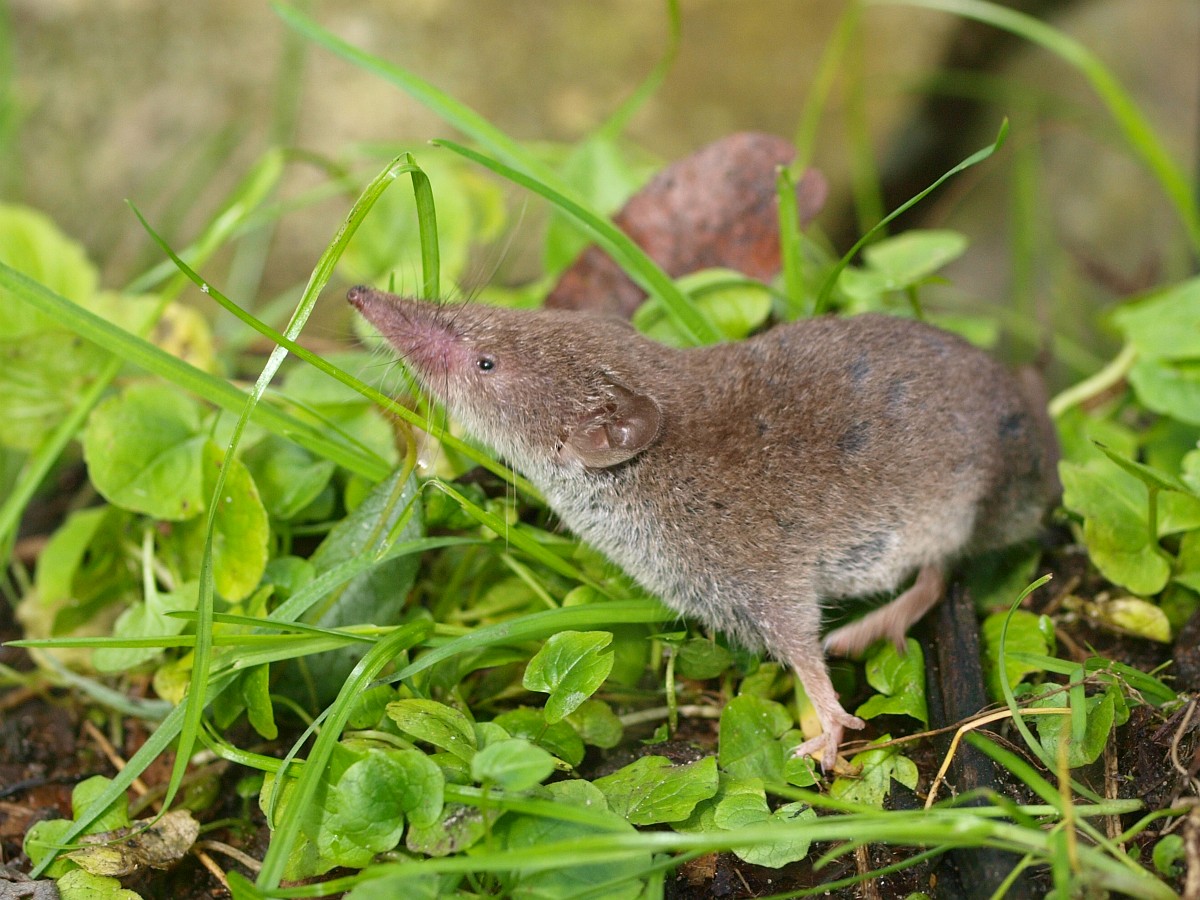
[476, 355, 496, 372]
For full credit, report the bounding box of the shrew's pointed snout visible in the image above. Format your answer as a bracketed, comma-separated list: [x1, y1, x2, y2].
[346, 284, 378, 310]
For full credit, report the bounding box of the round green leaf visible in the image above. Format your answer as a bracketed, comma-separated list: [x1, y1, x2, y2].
[717, 694, 793, 782]
[83, 383, 206, 521]
[471, 738, 555, 790]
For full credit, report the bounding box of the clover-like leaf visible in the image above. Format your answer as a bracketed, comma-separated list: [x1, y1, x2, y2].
[82, 383, 206, 521]
[566, 698, 624, 749]
[862, 229, 968, 286]
[855, 639, 927, 726]
[713, 781, 814, 868]
[1112, 276, 1200, 360]
[830, 740, 918, 807]
[1032, 683, 1117, 768]
[387, 699, 477, 763]
[718, 694, 793, 782]
[523, 630, 614, 723]
[174, 442, 269, 602]
[242, 435, 337, 521]
[593, 755, 718, 825]
[493, 707, 585, 766]
[1060, 460, 1171, 595]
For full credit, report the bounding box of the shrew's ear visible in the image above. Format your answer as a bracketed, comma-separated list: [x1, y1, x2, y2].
[564, 382, 662, 468]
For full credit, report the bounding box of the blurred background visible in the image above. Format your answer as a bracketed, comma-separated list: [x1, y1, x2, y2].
[3, 0, 1198, 375]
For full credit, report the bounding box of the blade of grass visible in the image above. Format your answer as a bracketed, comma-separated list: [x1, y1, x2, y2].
[434, 138, 720, 345]
[776, 167, 806, 319]
[157, 152, 429, 825]
[793, 3, 860, 169]
[813, 120, 1008, 314]
[427, 480, 594, 587]
[874, 0, 1200, 255]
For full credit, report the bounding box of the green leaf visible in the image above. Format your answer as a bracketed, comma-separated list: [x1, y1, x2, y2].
[383, 748, 445, 829]
[71, 776, 131, 832]
[523, 630, 614, 724]
[318, 751, 414, 868]
[854, 639, 928, 726]
[1152, 834, 1186, 877]
[982, 610, 1054, 703]
[1095, 443, 1194, 495]
[1060, 460, 1170, 595]
[713, 781, 814, 867]
[633, 269, 772, 347]
[0, 203, 98, 329]
[82, 383, 206, 521]
[1112, 277, 1200, 360]
[32, 507, 107, 605]
[346, 684, 398, 730]
[672, 638, 734, 680]
[1033, 684, 1116, 768]
[1128, 358, 1200, 426]
[176, 442, 270, 602]
[23, 818, 76, 879]
[1089, 596, 1172, 643]
[387, 699, 477, 763]
[565, 698, 624, 749]
[493, 707, 586, 767]
[92, 582, 197, 672]
[470, 738, 555, 790]
[718, 694, 793, 782]
[830, 741, 918, 807]
[405, 803, 492, 857]
[593, 755, 718, 825]
[862, 229, 968, 285]
[242, 663, 277, 740]
[0, 329, 113, 452]
[25, 776, 133, 879]
[241, 435, 337, 521]
[55, 869, 142, 900]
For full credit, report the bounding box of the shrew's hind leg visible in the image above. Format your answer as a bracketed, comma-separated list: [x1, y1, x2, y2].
[762, 597, 865, 772]
[823, 565, 944, 658]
